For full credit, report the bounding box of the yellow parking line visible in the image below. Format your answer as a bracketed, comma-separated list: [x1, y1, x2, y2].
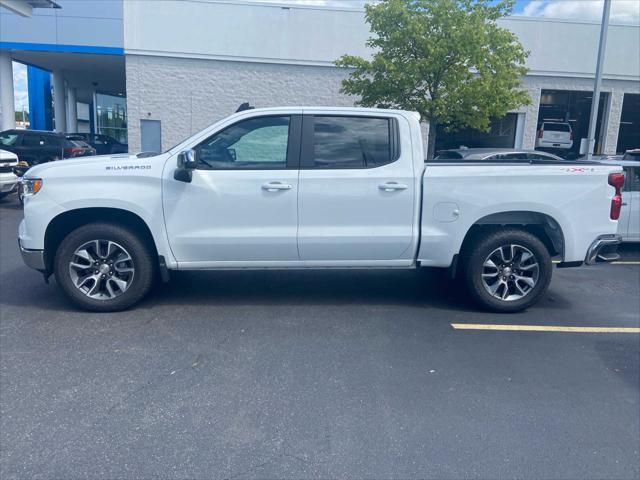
[451, 323, 640, 333]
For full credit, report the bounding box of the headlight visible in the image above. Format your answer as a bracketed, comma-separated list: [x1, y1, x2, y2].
[20, 178, 43, 196]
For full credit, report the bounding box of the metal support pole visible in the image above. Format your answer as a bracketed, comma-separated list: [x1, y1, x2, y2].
[52, 69, 67, 132]
[0, 51, 15, 131]
[586, 0, 611, 159]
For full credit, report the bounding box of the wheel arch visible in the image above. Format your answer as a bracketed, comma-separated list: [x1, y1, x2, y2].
[44, 208, 159, 273]
[458, 211, 565, 266]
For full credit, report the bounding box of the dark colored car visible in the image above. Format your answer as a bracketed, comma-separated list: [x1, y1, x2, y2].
[0, 129, 96, 165]
[67, 133, 128, 155]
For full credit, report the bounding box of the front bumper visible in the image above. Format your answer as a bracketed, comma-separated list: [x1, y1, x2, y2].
[19, 239, 46, 272]
[0, 172, 19, 193]
[585, 234, 622, 265]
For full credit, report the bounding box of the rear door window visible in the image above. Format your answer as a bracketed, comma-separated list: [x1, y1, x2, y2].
[543, 123, 571, 132]
[303, 116, 397, 169]
[434, 151, 463, 160]
[22, 134, 45, 147]
[527, 153, 561, 161]
[496, 153, 528, 160]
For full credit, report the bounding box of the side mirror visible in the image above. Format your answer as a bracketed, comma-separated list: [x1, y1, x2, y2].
[174, 149, 197, 183]
[177, 149, 197, 170]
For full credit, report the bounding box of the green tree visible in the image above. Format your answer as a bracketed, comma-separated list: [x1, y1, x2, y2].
[336, 0, 531, 158]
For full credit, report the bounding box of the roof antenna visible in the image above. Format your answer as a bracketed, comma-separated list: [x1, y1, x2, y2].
[236, 102, 254, 112]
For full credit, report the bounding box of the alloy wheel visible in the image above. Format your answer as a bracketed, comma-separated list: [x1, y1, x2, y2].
[68, 239, 135, 300]
[481, 244, 539, 301]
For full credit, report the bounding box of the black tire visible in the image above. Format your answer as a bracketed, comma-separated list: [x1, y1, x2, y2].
[460, 228, 552, 313]
[54, 222, 155, 312]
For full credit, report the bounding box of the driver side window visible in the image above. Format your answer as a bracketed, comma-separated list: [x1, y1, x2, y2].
[196, 116, 290, 170]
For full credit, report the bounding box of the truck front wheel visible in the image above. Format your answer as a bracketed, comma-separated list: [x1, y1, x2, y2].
[54, 222, 155, 312]
[461, 229, 552, 313]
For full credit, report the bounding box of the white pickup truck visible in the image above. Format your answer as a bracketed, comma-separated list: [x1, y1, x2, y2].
[18, 107, 623, 313]
[0, 149, 20, 199]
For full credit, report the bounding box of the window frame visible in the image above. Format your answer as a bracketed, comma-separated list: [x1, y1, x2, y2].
[299, 114, 401, 170]
[194, 114, 302, 171]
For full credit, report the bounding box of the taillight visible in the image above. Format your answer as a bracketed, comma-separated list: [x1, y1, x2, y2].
[569, 131, 573, 141]
[64, 147, 84, 157]
[610, 196, 622, 220]
[608, 172, 625, 220]
[538, 129, 543, 139]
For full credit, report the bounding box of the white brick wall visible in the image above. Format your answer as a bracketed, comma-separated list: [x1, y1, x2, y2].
[125, 55, 356, 152]
[126, 54, 640, 155]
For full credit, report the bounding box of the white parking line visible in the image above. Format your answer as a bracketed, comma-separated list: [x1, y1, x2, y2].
[552, 260, 640, 265]
[451, 323, 640, 333]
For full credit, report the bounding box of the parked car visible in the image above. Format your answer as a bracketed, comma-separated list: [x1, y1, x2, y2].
[432, 148, 566, 162]
[0, 129, 96, 166]
[535, 122, 574, 150]
[598, 157, 640, 242]
[0, 149, 20, 200]
[622, 148, 640, 161]
[67, 133, 128, 155]
[19, 107, 623, 313]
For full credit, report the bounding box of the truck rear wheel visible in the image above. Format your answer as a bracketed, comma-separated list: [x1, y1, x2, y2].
[54, 222, 155, 312]
[461, 229, 552, 313]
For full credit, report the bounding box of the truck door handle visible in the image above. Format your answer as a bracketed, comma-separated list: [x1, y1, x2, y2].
[379, 182, 408, 191]
[262, 181, 292, 192]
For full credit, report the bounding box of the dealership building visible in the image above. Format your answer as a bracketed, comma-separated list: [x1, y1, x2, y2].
[1, 0, 639, 155]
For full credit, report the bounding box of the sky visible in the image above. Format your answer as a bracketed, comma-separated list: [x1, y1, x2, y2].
[13, 62, 29, 113]
[250, 0, 640, 23]
[12, 0, 640, 113]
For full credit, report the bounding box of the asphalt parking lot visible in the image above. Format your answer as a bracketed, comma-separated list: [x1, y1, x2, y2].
[1, 192, 639, 479]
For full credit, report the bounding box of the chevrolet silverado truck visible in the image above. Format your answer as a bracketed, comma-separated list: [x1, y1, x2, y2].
[18, 107, 624, 312]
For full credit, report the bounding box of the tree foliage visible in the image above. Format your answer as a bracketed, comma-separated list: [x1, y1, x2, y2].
[336, 0, 531, 157]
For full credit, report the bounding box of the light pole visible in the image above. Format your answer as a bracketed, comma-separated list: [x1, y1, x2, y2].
[586, 0, 611, 159]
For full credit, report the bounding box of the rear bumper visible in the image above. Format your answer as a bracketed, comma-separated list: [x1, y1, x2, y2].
[19, 239, 46, 272]
[585, 234, 622, 265]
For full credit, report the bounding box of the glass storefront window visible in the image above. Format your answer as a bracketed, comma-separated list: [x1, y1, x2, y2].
[96, 93, 127, 144]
